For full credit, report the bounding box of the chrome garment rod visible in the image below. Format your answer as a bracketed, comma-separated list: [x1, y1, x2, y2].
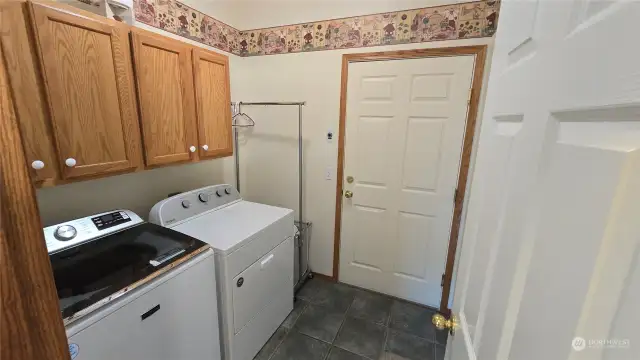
[239, 101, 306, 106]
[232, 102, 242, 192]
[231, 101, 312, 289]
[231, 101, 306, 225]
[298, 104, 303, 226]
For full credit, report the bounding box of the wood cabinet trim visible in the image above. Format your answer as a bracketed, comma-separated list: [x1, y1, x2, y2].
[192, 48, 232, 159]
[31, 2, 114, 34]
[131, 27, 193, 53]
[28, 1, 143, 179]
[4, 2, 232, 188]
[131, 27, 199, 167]
[0, 2, 59, 183]
[0, 31, 69, 360]
[30, 0, 125, 25]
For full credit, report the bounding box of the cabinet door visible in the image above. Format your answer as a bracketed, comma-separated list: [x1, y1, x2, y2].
[131, 29, 198, 166]
[29, 2, 142, 179]
[192, 49, 233, 159]
[1, 2, 58, 183]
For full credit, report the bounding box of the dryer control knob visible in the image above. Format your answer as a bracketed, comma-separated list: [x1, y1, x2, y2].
[198, 193, 209, 203]
[181, 200, 191, 209]
[224, 188, 231, 195]
[216, 190, 223, 197]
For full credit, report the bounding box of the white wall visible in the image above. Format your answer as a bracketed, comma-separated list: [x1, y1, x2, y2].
[179, 0, 240, 28]
[234, 37, 494, 277]
[38, 162, 225, 226]
[36, 13, 244, 226]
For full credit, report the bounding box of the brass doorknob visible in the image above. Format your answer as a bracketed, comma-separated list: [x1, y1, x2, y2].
[432, 313, 458, 335]
[344, 190, 353, 199]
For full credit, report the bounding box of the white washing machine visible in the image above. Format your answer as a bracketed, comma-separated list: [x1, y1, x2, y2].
[149, 184, 294, 360]
[45, 210, 221, 360]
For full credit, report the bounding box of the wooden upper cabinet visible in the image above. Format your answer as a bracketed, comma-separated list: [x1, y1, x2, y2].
[192, 49, 233, 159]
[0, 2, 58, 183]
[131, 28, 198, 166]
[28, 1, 143, 180]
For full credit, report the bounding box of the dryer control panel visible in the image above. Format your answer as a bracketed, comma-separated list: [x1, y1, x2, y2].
[149, 184, 242, 228]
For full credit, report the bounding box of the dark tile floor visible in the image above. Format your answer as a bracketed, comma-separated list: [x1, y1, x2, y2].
[254, 277, 447, 360]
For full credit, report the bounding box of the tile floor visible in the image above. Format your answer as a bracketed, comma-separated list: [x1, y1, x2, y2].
[254, 277, 447, 360]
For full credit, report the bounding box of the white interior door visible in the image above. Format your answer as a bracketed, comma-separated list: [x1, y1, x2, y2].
[448, 1, 640, 359]
[339, 56, 475, 307]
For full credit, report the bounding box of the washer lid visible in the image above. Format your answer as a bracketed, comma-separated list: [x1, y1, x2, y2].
[50, 223, 208, 321]
[172, 201, 294, 254]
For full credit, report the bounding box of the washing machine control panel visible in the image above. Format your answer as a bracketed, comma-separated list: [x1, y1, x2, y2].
[91, 211, 132, 230]
[43, 210, 143, 254]
[149, 184, 241, 227]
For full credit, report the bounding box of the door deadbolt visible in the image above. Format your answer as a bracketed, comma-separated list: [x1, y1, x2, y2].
[346, 176, 354, 183]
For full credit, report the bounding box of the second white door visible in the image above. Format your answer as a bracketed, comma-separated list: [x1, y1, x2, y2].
[340, 55, 475, 307]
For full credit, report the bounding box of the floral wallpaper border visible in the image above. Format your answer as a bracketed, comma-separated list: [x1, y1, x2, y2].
[133, 0, 500, 57]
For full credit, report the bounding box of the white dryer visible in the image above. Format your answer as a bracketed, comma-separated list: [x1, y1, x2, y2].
[149, 184, 294, 360]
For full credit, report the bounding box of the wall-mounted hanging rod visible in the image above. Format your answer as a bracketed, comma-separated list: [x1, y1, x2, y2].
[231, 102, 255, 127]
[239, 101, 306, 106]
[232, 101, 306, 226]
[231, 101, 312, 289]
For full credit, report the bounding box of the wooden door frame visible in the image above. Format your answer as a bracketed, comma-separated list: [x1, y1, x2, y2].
[332, 45, 488, 314]
[0, 7, 69, 357]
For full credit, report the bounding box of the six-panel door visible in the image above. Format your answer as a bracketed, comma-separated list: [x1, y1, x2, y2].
[449, 2, 640, 360]
[339, 56, 475, 308]
[29, 2, 143, 179]
[192, 49, 233, 159]
[131, 29, 199, 167]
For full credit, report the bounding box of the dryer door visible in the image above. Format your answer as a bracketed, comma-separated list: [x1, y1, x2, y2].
[232, 237, 293, 333]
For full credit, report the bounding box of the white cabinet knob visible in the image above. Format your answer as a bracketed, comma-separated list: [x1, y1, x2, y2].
[189, 146, 196, 153]
[31, 160, 45, 170]
[202, 144, 209, 151]
[65, 158, 76, 167]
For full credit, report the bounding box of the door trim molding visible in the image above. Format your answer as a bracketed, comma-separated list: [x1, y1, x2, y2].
[0, 14, 69, 358]
[332, 45, 488, 314]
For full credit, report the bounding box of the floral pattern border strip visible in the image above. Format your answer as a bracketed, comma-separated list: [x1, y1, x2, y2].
[133, 0, 500, 57]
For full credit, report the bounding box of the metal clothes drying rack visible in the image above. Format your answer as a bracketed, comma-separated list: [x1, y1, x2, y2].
[231, 101, 313, 292]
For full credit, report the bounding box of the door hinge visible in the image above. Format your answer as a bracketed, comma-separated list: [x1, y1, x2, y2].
[453, 187, 458, 203]
[441, 273, 445, 287]
[467, 88, 472, 104]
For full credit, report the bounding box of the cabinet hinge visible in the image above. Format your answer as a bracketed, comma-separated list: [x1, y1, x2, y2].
[441, 273, 445, 287]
